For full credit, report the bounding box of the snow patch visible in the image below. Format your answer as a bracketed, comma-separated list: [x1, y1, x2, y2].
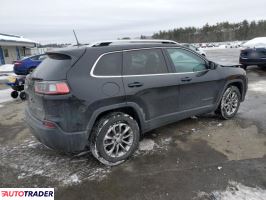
[0, 64, 14, 72]
[249, 80, 266, 93]
[0, 88, 13, 104]
[243, 37, 266, 48]
[195, 181, 266, 200]
[139, 139, 155, 151]
[0, 139, 111, 187]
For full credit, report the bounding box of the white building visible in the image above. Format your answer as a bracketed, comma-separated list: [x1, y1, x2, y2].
[0, 33, 38, 64]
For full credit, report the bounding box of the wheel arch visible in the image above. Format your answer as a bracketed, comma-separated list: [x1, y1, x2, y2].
[216, 79, 246, 109]
[86, 103, 145, 136]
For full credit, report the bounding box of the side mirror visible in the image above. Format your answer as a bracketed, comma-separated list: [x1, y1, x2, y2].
[208, 61, 216, 70]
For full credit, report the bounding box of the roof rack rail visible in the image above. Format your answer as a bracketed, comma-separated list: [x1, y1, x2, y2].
[87, 39, 178, 47]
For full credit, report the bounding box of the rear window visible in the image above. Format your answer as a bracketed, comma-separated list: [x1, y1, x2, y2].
[32, 53, 72, 80]
[93, 52, 122, 76]
[123, 49, 168, 75]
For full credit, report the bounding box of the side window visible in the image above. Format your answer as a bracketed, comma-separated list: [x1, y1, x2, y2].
[166, 48, 206, 73]
[30, 55, 40, 61]
[123, 49, 168, 75]
[39, 55, 47, 61]
[93, 52, 122, 76]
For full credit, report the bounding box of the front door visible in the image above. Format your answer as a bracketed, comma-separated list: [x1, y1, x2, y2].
[165, 48, 221, 112]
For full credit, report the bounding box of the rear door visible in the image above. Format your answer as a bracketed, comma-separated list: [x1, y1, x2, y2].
[165, 48, 220, 111]
[122, 48, 180, 122]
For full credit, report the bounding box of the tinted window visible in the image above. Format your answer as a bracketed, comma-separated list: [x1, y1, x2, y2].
[39, 55, 47, 61]
[94, 52, 122, 76]
[30, 55, 40, 61]
[123, 49, 167, 75]
[166, 48, 206, 73]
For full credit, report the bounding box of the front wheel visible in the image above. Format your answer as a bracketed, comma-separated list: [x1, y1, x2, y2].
[216, 86, 241, 119]
[90, 112, 140, 166]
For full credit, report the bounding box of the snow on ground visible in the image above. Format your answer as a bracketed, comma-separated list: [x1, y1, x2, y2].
[0, 139, 111, 187]
[139, 139, 155, 151]
[196, 181, 266, 200]
[249, 80, 266, 93]
[0, 64, 14, 72]
[0, 88, 13, 105]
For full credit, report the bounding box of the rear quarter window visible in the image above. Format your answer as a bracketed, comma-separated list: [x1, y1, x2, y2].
[93, 52, 122, 76]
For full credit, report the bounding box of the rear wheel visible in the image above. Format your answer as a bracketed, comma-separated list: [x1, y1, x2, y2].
[90, 112, 140, 166]
[216, 86, 241, 119]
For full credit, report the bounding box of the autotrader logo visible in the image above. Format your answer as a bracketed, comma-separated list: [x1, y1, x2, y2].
[0, 188, 54, 200]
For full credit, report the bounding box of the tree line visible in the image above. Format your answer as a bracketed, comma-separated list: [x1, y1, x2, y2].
[152, 20, 266, 43]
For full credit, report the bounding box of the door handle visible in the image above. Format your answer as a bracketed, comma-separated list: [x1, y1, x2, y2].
[128, 82, 143, 88]
[181, 77, 192, 82]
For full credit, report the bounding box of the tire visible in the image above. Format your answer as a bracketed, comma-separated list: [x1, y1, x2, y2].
[19, 91, 26, 100]
[241, 65, 247, 70]
[216, 86, 241, 120]
[90, 112, 140, 166]
[11, 91, 18, 98]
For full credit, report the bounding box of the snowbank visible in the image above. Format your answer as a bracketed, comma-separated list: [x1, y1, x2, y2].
[0, 64, 14, 72]
[0, 88, 13, 104]
[243, 37, 266, 48]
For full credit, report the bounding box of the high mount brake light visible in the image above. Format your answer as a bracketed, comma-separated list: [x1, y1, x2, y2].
[34, 81, 70, 95]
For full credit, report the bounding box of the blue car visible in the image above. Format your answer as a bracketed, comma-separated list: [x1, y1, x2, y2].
[13, 54, 47, 75]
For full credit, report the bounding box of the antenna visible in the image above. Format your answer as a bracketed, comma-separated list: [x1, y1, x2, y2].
[73, 29, 81, 46]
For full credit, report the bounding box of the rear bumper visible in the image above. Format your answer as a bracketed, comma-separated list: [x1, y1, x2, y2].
[239, 57, 266, 66]
[25, 107, 88, 153]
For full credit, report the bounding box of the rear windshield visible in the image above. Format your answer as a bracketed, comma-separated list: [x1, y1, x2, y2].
[32, 54, 72, 80]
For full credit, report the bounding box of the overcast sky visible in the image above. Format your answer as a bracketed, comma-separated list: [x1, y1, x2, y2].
[1, 0, 265, 44]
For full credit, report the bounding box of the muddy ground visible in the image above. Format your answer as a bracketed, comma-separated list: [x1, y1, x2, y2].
[0, 48, 266, 200]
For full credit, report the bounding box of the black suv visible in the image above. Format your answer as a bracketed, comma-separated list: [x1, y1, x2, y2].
[239, 47, 266, 70]
[25, 41, 247, 165]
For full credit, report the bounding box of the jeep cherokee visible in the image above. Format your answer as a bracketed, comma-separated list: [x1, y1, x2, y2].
[25, 41, 248, 165]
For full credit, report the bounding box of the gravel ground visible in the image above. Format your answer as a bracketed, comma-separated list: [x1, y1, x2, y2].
[0, 48, 266, 200]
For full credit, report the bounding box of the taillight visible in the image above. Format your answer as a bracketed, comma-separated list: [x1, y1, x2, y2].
[14, 61, 22, 66]
[34, 81, 70, 95]
[43, 120, 56, 128]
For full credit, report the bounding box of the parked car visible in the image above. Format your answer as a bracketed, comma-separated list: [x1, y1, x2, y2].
[25, 40, 248, 165]
[182, 43, 206, 56]
[13, 54, 47, 75]
[239, 48, 266, 70]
